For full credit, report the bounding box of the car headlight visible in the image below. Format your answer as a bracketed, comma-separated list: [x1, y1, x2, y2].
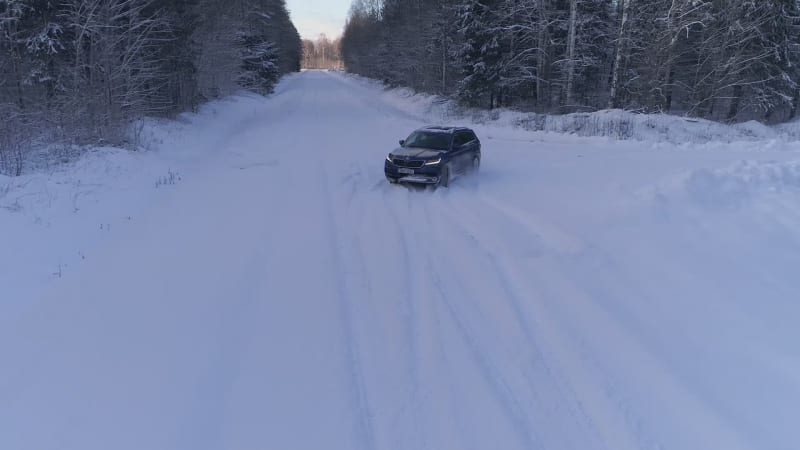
[386, 155, 393, 163]
[424, 158, 442, 166]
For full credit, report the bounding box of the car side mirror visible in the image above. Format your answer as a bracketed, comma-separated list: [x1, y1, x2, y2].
[399, 140, 405, 146]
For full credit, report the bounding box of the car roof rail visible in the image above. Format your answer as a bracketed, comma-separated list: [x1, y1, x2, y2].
[420, 125, 472, 133]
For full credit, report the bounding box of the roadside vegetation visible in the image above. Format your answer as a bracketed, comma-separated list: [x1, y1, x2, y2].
[342, 0, 800, 125]
[0, 0, 302, 176]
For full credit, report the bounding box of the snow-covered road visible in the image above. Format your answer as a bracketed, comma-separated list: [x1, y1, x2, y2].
[3, 71, 800, 450]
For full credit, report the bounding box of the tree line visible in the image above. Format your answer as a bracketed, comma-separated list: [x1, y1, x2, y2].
[303, 33, 343, 70]
[0, 0, 301, 175]
[342, 0, 800, 124]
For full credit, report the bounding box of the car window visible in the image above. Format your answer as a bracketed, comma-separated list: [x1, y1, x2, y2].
[404, 131, 452, 150]
[454, 132, 471, 147]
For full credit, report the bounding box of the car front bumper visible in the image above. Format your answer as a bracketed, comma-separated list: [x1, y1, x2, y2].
[385, 162, 442, 184]
[395, 174, 440, 184]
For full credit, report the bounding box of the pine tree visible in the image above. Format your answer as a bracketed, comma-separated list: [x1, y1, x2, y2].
[731, 0, 800, 121]
[572, 0, 613, 107]
[454, 0, 505, 108]
[145, 0, 201, 111]
[237, 32, 281, 95]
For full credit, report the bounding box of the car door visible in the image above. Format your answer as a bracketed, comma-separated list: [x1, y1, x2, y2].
[450, 132, 471, 172]
[456, 131, 480, 171]
[465, 130, 480, 162]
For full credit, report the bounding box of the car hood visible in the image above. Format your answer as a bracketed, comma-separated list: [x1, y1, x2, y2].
[390, 147, 443, 159]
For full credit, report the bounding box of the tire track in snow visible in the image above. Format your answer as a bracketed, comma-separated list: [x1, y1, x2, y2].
[437, 193, 608, 450]
[440, 189, 663, 450]
[384, 192, 444, 449]
[334, 162, 432, 450]
[509, 261, 684, 450]
[415, 196, 544, 450]
[318, 162, 377, 450]
[383, 187, 473, 450]
[476, 192, 585, 256]
[442, 190, 748, 450]
[379, 189, 429, 443]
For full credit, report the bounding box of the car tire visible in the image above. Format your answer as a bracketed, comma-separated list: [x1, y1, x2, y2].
[437, 164, 450, 188]
[387, 177, 398, 184]
[471, 155, 481, 173]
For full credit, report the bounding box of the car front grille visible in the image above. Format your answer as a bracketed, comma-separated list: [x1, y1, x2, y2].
[392, 158, 425, 169]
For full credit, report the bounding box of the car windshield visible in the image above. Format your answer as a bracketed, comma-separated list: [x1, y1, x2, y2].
[404, 131, 452, 150]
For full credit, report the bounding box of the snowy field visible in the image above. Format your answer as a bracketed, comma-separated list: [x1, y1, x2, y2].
[2, 70, 800, 450]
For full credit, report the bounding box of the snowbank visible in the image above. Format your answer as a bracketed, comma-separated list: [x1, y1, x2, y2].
[684, 160, 800, 205]
[0, 92, 277, 313]
[638, 159, 800, 209]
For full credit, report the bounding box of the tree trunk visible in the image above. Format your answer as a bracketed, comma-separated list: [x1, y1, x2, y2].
[791, 89, 800, 119]
[609, 0, 632, 109]
[536, 0, 549, 107]
[727, 84, 742, 123]
[441, 27, 447, 93]
[12, 51, 26, 110]
[565, 0, 578, 107]
[664, 64, 675, 112]
[5, 19, 26, 110]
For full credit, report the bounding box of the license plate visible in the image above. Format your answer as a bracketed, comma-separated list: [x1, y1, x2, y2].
[398, 168, 415, 175]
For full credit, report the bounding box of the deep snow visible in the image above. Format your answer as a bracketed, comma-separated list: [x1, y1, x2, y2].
[2, 70, 800, 450]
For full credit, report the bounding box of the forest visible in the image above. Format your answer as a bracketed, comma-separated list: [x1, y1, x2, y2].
[0, 0, 301, 175]
[342, 0, 800, 124]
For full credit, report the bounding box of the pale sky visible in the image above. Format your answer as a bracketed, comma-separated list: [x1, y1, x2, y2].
[286, 0, 352, 40]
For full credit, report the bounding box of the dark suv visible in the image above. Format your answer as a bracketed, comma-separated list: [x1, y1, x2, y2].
[385, 126, 481, 187]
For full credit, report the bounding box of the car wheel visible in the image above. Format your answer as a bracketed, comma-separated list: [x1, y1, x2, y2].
[437, 164, 450, 188]
[387, 177, 398, 184]
[471, 155, 481, 173]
